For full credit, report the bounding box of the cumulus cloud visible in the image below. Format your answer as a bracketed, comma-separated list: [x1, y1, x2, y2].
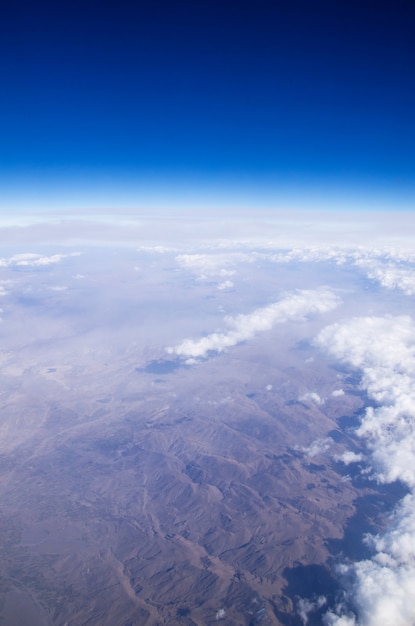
[167, 288, 340, 359]
[175, 252, 249, 287]
[315, 315, 415, 625]
[298, 596, 327, 625]
[331, 389, 345, 397]
[0, 252, 80, 267]
[299, 391, 324, 405]
[176, 252, 250, 276]
[334, 451, 363, 465]
[355, 259, 415, 295]
[298, 437, 332, 458]
[269, 247, 350, 265]
[269, 246, 415, 296]
[317, 315, 415, 484]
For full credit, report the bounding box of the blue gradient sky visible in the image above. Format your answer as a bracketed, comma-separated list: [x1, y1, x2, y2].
[1, 0, 414, 214]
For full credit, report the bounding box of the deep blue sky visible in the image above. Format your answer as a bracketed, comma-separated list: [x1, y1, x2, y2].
[1, 0, 414, 212]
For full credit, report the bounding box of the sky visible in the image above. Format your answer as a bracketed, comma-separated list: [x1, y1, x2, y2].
[1, 0, 414, 215]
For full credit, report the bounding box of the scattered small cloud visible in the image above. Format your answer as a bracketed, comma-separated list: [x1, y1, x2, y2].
[297, 437, 332, 458]
[176, 252, 251, 278]
[298, 596, 327, 625]
[334, 451, 363, 465]
[184, 357, 198, 365]
[299, 391, 324, 405]
[331, 389, 345, 397]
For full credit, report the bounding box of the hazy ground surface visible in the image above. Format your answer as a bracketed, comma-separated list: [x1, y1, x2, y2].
[0, 241, 413, 625]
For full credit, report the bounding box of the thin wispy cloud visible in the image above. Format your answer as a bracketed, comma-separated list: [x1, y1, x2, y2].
[0, 252, 80, 267]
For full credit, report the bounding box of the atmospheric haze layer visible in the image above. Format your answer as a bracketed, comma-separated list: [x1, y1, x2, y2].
[0, 212, 414, 626]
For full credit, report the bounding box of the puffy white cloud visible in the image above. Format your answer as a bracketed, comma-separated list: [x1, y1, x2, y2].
[316, 315, 415, 625]
[298, 596, 327, 625]
[298, 437, 332, 458]
[175, 252, 251, 284]
[269, 247, 350, 265]
[331, 389, 345, 397]
[331, 523, 415, 626]
[317, 316, 415, 485]
[324, 610, 357, 625]
[335, 451, 363, 465]
[167, 288, 340, 359]
[0, 252, 80, 267]
[269, 246, 415, 296]
[359, 261, 415, 296]
[299, 391, 324, 405]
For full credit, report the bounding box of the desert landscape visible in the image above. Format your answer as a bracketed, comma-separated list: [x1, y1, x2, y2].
[0, 245, 407, 625]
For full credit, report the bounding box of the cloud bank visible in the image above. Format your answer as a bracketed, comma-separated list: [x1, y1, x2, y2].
[167, 288, 340, 359]
[316, 315, 415, 625]
[271, 247, 415, 296]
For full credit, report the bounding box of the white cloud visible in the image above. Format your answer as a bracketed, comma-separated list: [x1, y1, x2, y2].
[298, 596, 327, 625]
[269, 247, 350, 265]
[331, 389, 345, 397]
[175, 252, 251, 282]
[324, 609, 357, 625]
[317, 316, 415, 484]
[167, 288, 340, 359]
[217, 280, 234, 290]
[0, 252, 80, 267]
[139, 245, 178, 253]
[316, 315, 415, 625]
[298, 437, 332, 458]
[269, 246, 415, 296]
[334, 451, 363, 465]
[177, 252, 251, 269]
[299, 391, 324, 405]
[355, 258, 415, 295]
